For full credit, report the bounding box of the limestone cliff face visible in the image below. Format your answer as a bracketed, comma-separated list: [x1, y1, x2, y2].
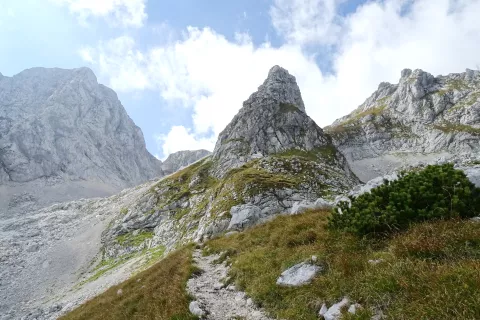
[0, 67, 163, 214]
[212, 65, 354, 179]
[325, 68, 480, 181]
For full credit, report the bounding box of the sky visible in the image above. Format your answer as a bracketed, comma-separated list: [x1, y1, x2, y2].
[1, 0, 480, 160]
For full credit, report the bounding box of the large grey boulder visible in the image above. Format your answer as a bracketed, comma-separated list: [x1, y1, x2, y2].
[276, 262, 322, 286]
[0, 67, 163, 215]
[326, 68, 480, 181]
[228, 204, 264, 230]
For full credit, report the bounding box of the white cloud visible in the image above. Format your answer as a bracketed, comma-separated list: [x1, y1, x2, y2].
[51, 0, 146, 27]
[81, 0, 480, 159]
[155, 126, 216, 160]
[81, 27, 325, 158]
[270, 0, 341, 45]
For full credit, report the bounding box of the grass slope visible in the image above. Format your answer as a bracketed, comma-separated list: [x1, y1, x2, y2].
[63, 210, 480, 320]
[206, 210, 480, 320]
[61, 247, 198, 320]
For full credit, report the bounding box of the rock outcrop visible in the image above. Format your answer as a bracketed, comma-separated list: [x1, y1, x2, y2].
[212, 65, 354, 179]
[161, 149, 211, 175]
[325, 68, 480, 181]
[0, 67, 163, 215]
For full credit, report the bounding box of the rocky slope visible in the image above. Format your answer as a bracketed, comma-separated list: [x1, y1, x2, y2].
[0, 67, 163, 215]
[2, 66, 359, 319]
[161, 149, 211, 175]
[325, 68, 480, 181]
[102, 65, 358, 260]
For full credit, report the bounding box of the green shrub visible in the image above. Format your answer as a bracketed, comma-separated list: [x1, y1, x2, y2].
[329, 164, 480, 236]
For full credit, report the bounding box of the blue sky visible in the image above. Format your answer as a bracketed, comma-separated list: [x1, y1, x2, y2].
[1, 0, 480, 159]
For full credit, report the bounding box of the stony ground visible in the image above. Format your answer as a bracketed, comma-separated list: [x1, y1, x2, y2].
[187, 250, 274, 320]
[0, 179, 160, 320]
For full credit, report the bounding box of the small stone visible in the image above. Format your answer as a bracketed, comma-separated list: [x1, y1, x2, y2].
[368, 259, 385, 265]
[246, 298, 254, 306]
[189, 301, 205, 317]
[348, 303, 362, 314]
[311, 255, 318, 263]
[117, 289, 123, 296]
[323, 297, 350, 320]
[471, 216, 480, 222]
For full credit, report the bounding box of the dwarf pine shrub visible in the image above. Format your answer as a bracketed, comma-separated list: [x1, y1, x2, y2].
[329, 164, 480, 235]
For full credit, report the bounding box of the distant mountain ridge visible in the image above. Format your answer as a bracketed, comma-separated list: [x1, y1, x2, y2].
[162, 149, 211, 175]
[325, 68, 480, 181]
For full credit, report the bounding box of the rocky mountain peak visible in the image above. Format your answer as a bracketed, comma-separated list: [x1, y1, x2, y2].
[211, 65, 351, 178]
[0, 67, 163, 215]
[252, 65, 305, 112]
[326, 67, 480, 181]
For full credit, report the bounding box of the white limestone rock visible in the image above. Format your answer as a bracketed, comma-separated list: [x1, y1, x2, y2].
[321, 297, 350, 320]
[189, 301, 205, 317]
[228, 204, 264, 230]
[276, 262, 322, 286]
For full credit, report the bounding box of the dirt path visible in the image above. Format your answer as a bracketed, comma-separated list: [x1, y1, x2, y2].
[187, 250, 274, 320]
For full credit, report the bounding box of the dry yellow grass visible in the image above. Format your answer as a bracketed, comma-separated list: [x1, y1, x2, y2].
[60, 247, 197, 320]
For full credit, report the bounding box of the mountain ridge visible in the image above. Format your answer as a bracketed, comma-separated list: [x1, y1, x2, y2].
[325, 67, 480, 181]
[0, 67, 163, 215]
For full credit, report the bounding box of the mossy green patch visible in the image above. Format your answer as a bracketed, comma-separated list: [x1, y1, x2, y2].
[279, 102, 300, 114]
[433, 122, 480, 135]
[116, 231, 154, 247]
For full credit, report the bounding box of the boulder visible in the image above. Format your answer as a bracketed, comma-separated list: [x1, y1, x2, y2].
[276, 262, 322, 286]
[189, 301, 205, 317]
[228, 204, 263, 230]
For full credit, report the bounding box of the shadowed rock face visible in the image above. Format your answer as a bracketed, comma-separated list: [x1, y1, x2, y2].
[0, 67, 163, 214]
[212, 65, 353, 178]
[161, 149, 211, 175]
[325, 68, 480, 181]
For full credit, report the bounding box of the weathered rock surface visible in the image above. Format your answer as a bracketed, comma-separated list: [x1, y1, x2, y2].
[0, 67, 163, 215]
[212, 65, 356, 180]
[162, 149, 211, 175]
[326, 68, 480, 181]
[276, 262, 322, 286]
[228, 204, 264, 230]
